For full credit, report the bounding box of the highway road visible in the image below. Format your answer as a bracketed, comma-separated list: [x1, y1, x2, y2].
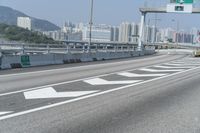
[1, 52, 200, 133]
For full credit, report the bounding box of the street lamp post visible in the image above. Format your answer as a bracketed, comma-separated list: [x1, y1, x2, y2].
[88, 0, 94, 53]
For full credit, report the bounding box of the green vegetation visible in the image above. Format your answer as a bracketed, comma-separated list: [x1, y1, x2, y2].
[0, 23, 58, 44]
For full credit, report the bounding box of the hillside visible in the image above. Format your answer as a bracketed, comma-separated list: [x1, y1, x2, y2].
[0, 6, 60, 31]
[0, 23, 58, 44]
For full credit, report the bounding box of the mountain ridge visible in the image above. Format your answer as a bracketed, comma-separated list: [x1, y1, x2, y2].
[0, 6, 60, 31]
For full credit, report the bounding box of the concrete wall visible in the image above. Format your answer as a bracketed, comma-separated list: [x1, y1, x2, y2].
[0, 50, 155, 69]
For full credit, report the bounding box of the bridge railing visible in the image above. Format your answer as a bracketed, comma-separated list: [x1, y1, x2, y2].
[0, 41, 155, 55]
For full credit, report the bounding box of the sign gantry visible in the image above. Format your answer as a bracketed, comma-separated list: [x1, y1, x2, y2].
[138, 0, 197, 51]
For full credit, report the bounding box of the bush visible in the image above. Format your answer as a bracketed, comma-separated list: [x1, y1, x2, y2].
[0, 23, 58, 44]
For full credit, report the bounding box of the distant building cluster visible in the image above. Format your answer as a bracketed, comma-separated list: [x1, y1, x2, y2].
[42, 21, 140, 43]
[157, 27, 198, 44]
[28, 20, 200, 44]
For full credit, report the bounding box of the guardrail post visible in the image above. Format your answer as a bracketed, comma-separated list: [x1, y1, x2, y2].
[121, 46, 123, 51]
[47, 44, 50, 54]
[65, 43, 69, 54]
[82, 43, 85, 53]
[95, 44, 98, 52]
[114, 45, 117, 52]
[105, 44, 108, 52]
[22, 45, 25, 55]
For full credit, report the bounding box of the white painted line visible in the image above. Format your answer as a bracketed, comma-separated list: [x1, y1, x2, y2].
[140, 68, 184, 72]
[0, 65, 199, 121]
[84, 78, 141, 85]
[117, 72, 167, 77]
[0, 111, 12, 116]
[165, 63, 200, 66]
[170, 61, 187, 64]
[153, 65, 192, 69]
[24, 87, 99, 99]
[164, 63, 187, 66]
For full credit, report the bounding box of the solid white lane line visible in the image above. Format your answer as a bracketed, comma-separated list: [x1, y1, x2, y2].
[0, 112, 12, 116]
[140, 68, 184, 72]
[0, 65, 199, 121]
[117, 72, 167, 77]
[24, 87, 99, 99]
[153, 65, 192, 69]
[84, 78, 141, 85]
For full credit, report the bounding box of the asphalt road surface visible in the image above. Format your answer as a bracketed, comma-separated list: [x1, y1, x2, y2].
[1, 53, 200, 133]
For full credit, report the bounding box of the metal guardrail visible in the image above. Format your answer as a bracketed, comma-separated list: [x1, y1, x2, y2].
[0, 41, 153, 55]
[1, 40, 198, 55]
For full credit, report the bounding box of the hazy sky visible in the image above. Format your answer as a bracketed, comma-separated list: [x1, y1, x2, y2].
[1, 0, 200, 30]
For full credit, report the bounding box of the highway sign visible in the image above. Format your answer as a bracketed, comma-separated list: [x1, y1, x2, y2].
[176, 0, 193, 4]
[167, 4, 193, 13]
[21, 55, 30, 66]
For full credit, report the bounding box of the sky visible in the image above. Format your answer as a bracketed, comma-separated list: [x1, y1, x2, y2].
[1, 0, 200, 30]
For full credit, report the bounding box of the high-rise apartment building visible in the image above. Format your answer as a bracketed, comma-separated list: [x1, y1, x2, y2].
[110, 26, 119, 42]
[118, 22, 140, 43]
[17, 17, 32, 30]
[119, 22, 132, 42]
[82, 24, 111, 42]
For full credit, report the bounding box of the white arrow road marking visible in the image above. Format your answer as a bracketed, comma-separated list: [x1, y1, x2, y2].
[84, 78, 141, 85]
[24, 87, 99, 99]
[153, 65, 192, 69]
[140, 68, 184, 72]
[0, 112, 13, 116]
[117, 72, 167, 77]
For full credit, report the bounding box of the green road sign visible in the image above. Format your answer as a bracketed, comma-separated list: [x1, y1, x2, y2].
[176, 0, 193, 4]
[21, 55, 30, 66]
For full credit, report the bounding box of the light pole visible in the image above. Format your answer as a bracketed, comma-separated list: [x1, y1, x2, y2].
[88, 0, 94, 53]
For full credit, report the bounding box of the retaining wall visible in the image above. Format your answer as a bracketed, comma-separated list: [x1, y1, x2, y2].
[0, 50, 155, 69]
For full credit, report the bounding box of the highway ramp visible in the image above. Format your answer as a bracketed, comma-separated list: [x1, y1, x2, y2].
[0, 53, 200, 133]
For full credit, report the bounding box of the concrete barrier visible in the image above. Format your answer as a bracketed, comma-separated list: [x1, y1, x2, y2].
[0, 50, 155, 69]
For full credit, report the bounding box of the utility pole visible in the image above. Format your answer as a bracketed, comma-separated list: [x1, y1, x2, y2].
[88, 0, 94, 53]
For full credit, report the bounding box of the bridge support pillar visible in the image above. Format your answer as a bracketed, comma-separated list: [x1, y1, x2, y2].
[138, 12, 146, 51]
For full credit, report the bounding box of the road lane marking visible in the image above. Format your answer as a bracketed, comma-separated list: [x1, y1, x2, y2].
[0, 57, 192, 97]
[84, 78, 141, 85]
[140, 68, 184, 72]
[0, 112, 13, 116]
[24, 87, 99, 99]
[117, 72, 167, 77]
[0, 65, 199, 121]
[153, 65, 192, 69]
[165, 63, 200, 66]
[171, 61, 200, 64]
[164, 63, 189, 66]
